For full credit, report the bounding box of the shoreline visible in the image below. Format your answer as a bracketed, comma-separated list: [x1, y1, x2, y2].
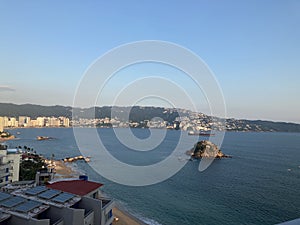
[53, 160, 148, 225]
[113, 207, 147, 225]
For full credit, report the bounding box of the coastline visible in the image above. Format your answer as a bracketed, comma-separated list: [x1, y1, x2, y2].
[113, 207, 147, 225]
[53, 160, 148, 225]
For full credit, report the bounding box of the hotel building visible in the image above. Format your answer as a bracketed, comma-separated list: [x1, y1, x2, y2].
[0, 179, 114, 225]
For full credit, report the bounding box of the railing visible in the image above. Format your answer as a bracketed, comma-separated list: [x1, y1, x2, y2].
[52, 218, 64, 225]
[84, 209, 94, 217]
[101, 198, 112, 208]
[0, 164, 10, 170]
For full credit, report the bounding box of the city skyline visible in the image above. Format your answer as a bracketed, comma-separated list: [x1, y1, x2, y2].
[0, 1, 299, 123]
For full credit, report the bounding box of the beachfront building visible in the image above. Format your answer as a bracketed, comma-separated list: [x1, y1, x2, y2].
[36, 117, 45, 127]
[0, 145, 21, 186]
[0, 179, 114, 225]
[18, 116, 31, 127]
[0, 117, 4, 132]
[60, 117, 70, 127]
[47, 179, 114, 225]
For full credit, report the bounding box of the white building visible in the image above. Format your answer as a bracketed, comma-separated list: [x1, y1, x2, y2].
[0, 145, 21, 185]
[29, 119, 38, 127]
[60, 117, 70, 127]
[7, 117, 17, 127]
[0, 117, 4, 132]
[3, 117, 9, 127]
[36, 117, 45, 127]
[18, 116, 31, 127]
[48, 117, 60, 127]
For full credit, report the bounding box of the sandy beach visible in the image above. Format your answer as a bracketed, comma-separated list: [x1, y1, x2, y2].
[53, 160, 146, 225]
[54, 160, 80, 178]
[113, 207, 147, 225]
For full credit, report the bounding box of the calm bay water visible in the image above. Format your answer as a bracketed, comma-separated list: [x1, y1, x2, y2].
[5, 128, 300, 225]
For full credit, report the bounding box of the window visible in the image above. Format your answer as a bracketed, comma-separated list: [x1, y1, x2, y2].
[105, 209, 113, 222]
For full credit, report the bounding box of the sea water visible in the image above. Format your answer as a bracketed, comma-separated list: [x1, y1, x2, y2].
[6, 128, 300, 225]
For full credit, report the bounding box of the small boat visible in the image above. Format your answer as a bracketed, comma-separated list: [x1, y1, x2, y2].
[37, 136, 52, 141]
[188, 131, 215, 136]
[198, 133, 215, 136]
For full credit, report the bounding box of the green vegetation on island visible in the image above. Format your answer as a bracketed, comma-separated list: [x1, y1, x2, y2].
[187, 140, 231, 159]
[0, 131, 15, 141]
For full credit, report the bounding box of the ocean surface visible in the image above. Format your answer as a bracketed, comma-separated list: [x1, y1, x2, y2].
[5, 128, 300, 225]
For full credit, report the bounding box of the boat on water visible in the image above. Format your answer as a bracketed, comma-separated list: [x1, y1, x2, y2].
[37, 136, 53, 141]
[188, 131, 215, 136]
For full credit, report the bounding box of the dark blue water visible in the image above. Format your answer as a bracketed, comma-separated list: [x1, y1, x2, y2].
[5, 128, 300, 225]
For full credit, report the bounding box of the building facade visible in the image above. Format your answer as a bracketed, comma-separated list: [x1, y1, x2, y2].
[0, 180, 114, 225]
[0, 145, 21, 186]
[0, 117, 4, 132]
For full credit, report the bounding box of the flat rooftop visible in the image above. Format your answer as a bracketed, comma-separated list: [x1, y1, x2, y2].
[0, 191, 49, 219]
[12, 186, 82, 208]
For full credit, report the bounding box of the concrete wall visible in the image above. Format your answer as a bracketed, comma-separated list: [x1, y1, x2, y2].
[43, 206, 85, 225]
[100, 199, 114, 225]
[77, 197, 102, 225]
[5, 215, 50, 225]
[84, 211, 94, 225]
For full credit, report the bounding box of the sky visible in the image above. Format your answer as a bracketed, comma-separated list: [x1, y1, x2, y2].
[0, 0, 299, 123]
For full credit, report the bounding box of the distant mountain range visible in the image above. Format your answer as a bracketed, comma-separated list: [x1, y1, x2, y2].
[0, 103, 299, 132]
[0, 103, 179, 122]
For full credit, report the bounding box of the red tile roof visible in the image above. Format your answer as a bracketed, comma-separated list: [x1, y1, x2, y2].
[47, 180, 103, 196]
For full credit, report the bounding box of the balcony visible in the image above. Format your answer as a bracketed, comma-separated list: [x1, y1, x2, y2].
[0, 164, 9, 170]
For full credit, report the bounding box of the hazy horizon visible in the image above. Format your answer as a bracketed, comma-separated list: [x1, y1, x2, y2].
[0, 101, 299, 124]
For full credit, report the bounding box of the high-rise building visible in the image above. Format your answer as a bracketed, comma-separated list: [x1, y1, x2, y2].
[0, 117, 4, 132]
[8, 117, 17, 127]
[30, 119, 38, 127]
[0, 144, 21, 184]
[3, 117, 9, 127]
[18, 116, 31, 127]
[36, 117, 45, 127]
[63, 117, 70, 127]
[49, 117, 60, 127]
[25, 116, 31, 126]
[18, 116, 27, 127]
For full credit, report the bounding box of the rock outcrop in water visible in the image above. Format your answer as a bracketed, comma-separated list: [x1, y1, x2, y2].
[0, 131, 15, 142]
[186, 140, 231, 159]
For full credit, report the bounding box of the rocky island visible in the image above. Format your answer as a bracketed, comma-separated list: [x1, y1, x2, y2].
[187, 140, 231, 159]
[0, 131, 15, 142]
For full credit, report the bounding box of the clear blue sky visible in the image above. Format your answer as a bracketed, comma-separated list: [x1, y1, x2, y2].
[0, 1, 299, 123]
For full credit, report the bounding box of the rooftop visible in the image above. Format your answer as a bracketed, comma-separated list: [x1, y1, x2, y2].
[47, 180, 103, 196]
[0, 191, 49, 220]
[12, 186, 81, 208]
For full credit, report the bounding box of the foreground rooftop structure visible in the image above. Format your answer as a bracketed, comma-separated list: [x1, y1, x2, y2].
[0, 179, 114, 225]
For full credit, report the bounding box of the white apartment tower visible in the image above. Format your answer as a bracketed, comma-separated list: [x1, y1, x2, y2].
[0, 117, 4, 132]
[0, 145, 21, 185]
